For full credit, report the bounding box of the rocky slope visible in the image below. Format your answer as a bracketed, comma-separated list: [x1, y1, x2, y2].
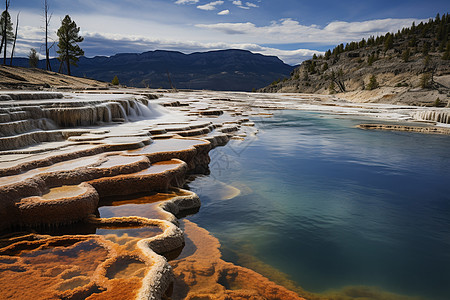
[0, 65, 108, 90]
[260, 14, 450, 106]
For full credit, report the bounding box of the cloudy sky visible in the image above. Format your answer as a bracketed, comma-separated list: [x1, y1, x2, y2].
[7, 0, 448, 65]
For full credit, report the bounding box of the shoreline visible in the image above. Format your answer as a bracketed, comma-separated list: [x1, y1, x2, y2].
[0, 88, 448, 299]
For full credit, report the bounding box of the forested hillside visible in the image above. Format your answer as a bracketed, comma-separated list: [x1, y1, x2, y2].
[261, 13, 450, 105]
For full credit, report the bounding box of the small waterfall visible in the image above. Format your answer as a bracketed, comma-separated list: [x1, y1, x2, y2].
[137, 102, 156, 118]
[0, 94, 167, 151]
[411, 109, 450, 124]
[118, 104, 129, 121]
[128, 101, 161, 120]
[105, 104, 112, 123]
[36, 118, 58, 130]
[128, 104, 138, 119]
[96, 103, 113, 123]
[107, 102, 128, 122]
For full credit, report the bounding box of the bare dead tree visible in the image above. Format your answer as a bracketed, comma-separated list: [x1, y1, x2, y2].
[2, 0, 10, 65]
[44, 0, 52, 70]
[166, 70, 176, 91]
[9, 11, 18, 66]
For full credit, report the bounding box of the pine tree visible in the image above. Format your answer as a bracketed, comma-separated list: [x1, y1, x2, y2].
[28, 48, 39, 68]
[443, 41, 450, 60]
[111, 75, 119, 85]
[422, 42, 430, 56]
[420, 73, 431, 88]
[328, 81, 335, 94]
[402, 48, 410, 62]
[366, 75, 379, 90]
[56, 15, 84, 76]
[384, 33, 393, 51]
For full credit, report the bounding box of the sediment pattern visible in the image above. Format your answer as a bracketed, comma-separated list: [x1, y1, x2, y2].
[0, 90, 273, 299]
[358, 123, 450, 135]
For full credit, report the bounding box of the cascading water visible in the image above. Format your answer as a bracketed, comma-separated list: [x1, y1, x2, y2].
[411, 109, 450, 124]
[128, 101, 162, 121]
[0, 93, 163, 151]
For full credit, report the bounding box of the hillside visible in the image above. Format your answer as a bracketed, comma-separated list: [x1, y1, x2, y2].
[0, 65, 108, 90]
[260, 13, 450, 106]
[12, 49, 295, 92]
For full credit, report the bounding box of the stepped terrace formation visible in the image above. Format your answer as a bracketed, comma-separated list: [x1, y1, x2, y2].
[0, 89, 304, 299]
[1, 88, 449, 299]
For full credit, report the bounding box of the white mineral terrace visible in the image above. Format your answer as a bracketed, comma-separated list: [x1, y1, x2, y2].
[0, 89, 448, 300]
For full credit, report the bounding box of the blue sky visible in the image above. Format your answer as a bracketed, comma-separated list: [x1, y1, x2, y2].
[8, 0, 449, 64]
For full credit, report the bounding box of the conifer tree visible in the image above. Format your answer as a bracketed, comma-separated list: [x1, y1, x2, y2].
[111, 75, 119, 85]
[56, 15, 84, 76]
[402, 48, 410, 62]
[443, 42, 450, 60]
[367, 75, 378, 90]
[28, 48, 39, 68]
[384, 33, 393, 51]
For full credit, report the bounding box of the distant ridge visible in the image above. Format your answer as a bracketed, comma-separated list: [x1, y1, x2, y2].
[12, 49, 294, 91]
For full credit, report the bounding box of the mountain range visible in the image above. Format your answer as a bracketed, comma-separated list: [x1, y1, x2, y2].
[12, 49, 295, 91]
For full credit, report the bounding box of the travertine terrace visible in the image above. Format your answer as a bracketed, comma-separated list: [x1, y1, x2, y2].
[1, 88, 448, 299]
[0, 89, 300, 299]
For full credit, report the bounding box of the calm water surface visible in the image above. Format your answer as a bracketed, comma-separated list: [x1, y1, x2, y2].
[187, 111, 450, 299]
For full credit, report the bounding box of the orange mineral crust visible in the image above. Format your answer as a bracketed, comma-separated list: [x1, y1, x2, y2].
[170, 220, 306, 300]
[0, 233, 153, 300]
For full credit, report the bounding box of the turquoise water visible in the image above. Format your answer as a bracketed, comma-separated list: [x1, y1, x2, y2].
[187, 111, 450, 299]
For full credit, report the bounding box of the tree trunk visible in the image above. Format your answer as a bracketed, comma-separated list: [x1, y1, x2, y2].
[3, 0, 8, 65]
[0, 35, 4, 55]
[45, 0, 51, 71]
[66, 48, 70, 76]
[9, 12, 18, 66]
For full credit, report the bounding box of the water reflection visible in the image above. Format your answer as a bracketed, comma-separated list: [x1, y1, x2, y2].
[188, 110, 450, 300]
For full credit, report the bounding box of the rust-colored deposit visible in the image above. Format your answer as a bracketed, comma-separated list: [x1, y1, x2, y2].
[0, 234, 148, 299]
[170, 220, 306, 300]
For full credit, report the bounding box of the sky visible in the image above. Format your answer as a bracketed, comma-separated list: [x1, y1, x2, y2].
[7, 0, 449, 65]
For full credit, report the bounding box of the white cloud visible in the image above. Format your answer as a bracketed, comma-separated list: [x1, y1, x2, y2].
[323, 18, 418, 35]
[196, 17, 425, 43]
[197, 1, 224, 10]
[246, 2, 258, 7]
[232, 0, 257, 9]
[218, 9, 230, 15]
[175, 0, 199, 4]
[197, 22, 255, 34]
